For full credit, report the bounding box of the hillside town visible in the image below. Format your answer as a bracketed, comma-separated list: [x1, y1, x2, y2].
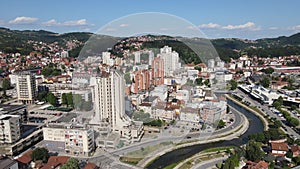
[0, 34, 299, 169]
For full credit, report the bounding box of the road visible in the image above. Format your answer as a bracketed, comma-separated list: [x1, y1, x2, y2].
[236, 88, 300, 139]
[79, 106, 244, 168]
[192, 156, 228, 169]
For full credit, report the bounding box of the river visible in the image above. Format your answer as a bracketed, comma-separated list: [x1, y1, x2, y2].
[146, 99, 264, 169]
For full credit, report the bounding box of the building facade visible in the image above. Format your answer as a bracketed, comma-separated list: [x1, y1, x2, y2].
[16, 72, 37, 104]
[93, 70, 144, 143]
[0, 115, 21, 144]
[43, 123, 95, 156]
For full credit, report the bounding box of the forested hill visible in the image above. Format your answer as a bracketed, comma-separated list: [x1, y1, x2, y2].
[0, 27, 300, 62]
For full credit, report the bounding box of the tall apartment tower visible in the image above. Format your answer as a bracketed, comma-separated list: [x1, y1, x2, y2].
[158, 46, 181, 77]
[0, 115, 21, 144]
[94, 70, 131, 130]
[93, 70, 144, 142]
[16, 72, 37, 104]
[152, 56, 164, 85]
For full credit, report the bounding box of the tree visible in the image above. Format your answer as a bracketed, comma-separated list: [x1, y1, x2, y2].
[217, 120, 226, 129]
[229, 80, 238, 90]
[194, 66, 202, 71]
[195, 78, 203, 86]
[204, 79, 210, 86]
[245, 140, 263, 161]
[46, 92, 58, 106]
[37, 91, 48, 101]
[291, 105, 298, 111]
[273, 120, 282, 128]
[287, 117, 299, 127]
[2, 79, 11, 96]
[31, 147, 49, 163]
[60, 158, 79, 169]
[259, 77, 270, 88]
[66, 93, 73, 107]
[62, 93, 68, 106]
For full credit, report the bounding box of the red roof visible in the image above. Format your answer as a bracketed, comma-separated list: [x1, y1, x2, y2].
[41, 156, 70, 169]
[271, 142, 288, 151]
[16, 150, 32, 164]
[291, 145, 300, 152]
[83, 162, 98, 169]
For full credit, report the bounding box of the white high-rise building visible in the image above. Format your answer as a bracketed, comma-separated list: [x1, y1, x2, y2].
[94, 70, 143, 142]
[158, 46, 181, 77]
[102, 52, 114, 66]
[148, 51, 154, 66]
[134, 51, 140, 64]
[61, 51, 69, 58]
[0, 115, 21, 144]
[16, 72, 37, 104]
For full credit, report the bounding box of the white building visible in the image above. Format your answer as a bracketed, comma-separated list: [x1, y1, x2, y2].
[102, 52, 114, 66]
[0, 115, 21, 144]
[158, 46, 181, 77]
[134, 51, 140, 64]
[148, 50, 154, 66]
[150, 85, 168, 101]
[93, 70, 144, 143]
[61, 51, 69, 58]
[43, 123, 95, 156]
[16, 72, 37, 104]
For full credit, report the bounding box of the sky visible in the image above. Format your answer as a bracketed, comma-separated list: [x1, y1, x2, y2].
[1, 0, 300, 39]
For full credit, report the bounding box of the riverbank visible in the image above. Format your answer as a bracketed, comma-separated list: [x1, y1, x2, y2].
[140, 107, 249, 168]
[225, 94, 269, 131]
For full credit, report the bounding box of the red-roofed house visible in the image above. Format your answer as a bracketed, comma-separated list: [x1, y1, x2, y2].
[243, 160, 269, 169]
[83, 162, 99, 169]
[291, 145, 300, 157]
[41, 156, 69, 169]
[16, 150, 32, 169]
[270, 142, 289, 156]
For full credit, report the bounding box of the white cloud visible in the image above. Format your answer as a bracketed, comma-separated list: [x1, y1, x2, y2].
[199, 23, 220, 29]
[42, 19, 59, 26]
[289, 25, 300, 31]
[62, 19, 88, 26]
[222, 22, 256, 30]
[9, 16, 38, 24]
[120, 24, 129, 27]
[104, 27, 116, 32]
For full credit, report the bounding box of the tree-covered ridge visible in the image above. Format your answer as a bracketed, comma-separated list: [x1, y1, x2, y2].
[0, 27, 92, 55]
[1, 27, 300, 62]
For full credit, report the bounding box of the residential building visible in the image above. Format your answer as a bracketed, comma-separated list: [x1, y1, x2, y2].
[0, 115, 21, 144]
[291, 145, 300, 157]
[43, 123, 95, 157]
[243, 161, 269, 169]
[132, 69, 150, 94]
[0, 104, 27, 123]
[158, 46, 181, 77]
[152, 56, 164, 85]
[16, 72, 37, 104]
[270, 140, 289, 157]
[61, 51, 69, 58]
[93, 70, 144, 143]
[102, 52, 114, 66]
[134, 51, 140, 64]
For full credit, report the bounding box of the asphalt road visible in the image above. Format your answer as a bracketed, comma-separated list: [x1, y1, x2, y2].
[236, 88, 300, 139]
[80, 107, 244, 169]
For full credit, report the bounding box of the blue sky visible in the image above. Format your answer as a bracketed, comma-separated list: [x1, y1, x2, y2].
[1, 0, 300, 39]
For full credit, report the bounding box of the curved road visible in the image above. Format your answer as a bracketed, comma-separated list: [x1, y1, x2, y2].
[146, 99, 264, 169]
